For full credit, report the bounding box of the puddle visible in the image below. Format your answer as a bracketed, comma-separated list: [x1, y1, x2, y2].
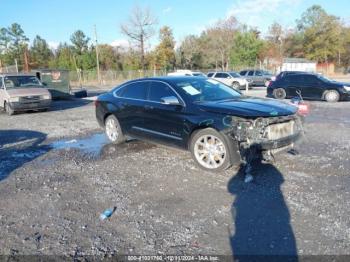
[50, 133, 109, 156]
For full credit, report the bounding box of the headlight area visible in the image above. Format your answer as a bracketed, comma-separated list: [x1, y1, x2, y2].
[223, 115, 303, 149]
[343, 86, 350, 92]
[41, 94, 51, 100]
[8, 97, 20, 102]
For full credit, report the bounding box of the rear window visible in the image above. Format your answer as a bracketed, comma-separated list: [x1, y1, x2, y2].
[117, 81, 148, 100]
[215, 73, 229, 78]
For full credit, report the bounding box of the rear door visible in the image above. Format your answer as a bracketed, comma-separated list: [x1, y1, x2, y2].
[114, 81, 149, 137]
[254, 70, 264, 85]
[246, 70, 255, 84]
[142, 80, 186, 147]
[300, 75, 325, 99]
[282, 75, 302, 97]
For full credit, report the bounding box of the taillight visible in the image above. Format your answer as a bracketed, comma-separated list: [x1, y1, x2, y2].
[297, 102, 309, 116]
[267, 81, 272, 87]
[94, 100, 99, 107]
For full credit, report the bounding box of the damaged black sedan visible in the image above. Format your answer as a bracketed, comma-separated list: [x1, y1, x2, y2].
[95, 77, 303, 171]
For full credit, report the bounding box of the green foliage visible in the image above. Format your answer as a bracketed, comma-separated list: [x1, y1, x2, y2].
[297, 5, 342, 62]
[30, 35, 53, 68]
[155, 26, 176, 70]
[0, 23, 28, 68]
[230, 31, 265, 67]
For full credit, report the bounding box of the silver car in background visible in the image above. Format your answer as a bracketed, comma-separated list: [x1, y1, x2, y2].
[0, 74, 52, 115]
[207, 71, 252, 90]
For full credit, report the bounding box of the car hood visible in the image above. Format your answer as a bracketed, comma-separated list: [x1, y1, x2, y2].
[6, 87, 50, 97]
[197, 97, 297, 117]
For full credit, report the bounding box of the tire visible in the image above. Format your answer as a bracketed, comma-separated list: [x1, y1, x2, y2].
[5, 102, 15, 116]
[273, 88, 286, 99]
[190, 128, 233, 172]
[324, 90, 340, 102]
[104, 115, 125, 144]
[232, 82, 240, 89]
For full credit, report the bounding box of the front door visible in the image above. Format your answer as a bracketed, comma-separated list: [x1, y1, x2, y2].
[300, 75, 324, 99]
[141, 81, 186, 147]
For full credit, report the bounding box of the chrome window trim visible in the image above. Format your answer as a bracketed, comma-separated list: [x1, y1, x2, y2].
[112, 79, 186, 107]
[132, 126, 183, 141]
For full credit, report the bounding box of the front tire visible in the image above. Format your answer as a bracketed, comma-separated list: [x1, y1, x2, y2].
[232, 82, 240, 89]
[273, 88, 286, 99]
[324, 90, 340, 102]
[5, 102, 15, 116]
[190, 128, 232, 172]
[105, 115, 125, 144]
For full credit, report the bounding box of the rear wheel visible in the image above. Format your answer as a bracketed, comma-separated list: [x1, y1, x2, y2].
[5, 102, 15, 116]
[324, 90, 340, 102]
[105, 115, 125, 144]
[190, 128, 232, 172]
[273, 88, 286, 99]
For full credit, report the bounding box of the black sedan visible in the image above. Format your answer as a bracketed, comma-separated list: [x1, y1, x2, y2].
[267, 72, 350, 102]
[95, 77, 303, 171]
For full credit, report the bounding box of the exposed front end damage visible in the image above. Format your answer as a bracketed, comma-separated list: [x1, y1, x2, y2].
[223, 114, 304, 164]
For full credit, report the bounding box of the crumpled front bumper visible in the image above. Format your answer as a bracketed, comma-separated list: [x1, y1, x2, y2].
[252, 132, 301, 150]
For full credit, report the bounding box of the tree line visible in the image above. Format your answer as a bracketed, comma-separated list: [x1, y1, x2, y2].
[1, 4, 350, 73]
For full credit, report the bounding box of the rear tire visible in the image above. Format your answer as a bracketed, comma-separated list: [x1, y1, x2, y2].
[104, 115, 125, 144]
[190, 128, 233, 172]
[5, 102, 15, 116]
[324, 90, 340, 102]
[273, 88, 286, 99]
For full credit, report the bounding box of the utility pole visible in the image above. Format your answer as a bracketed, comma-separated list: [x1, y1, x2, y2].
[94, 25, 101, 84]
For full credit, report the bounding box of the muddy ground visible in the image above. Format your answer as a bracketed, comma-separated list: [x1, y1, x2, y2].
[0, 87, 350, 259]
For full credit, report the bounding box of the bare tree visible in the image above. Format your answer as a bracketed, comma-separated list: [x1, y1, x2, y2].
[121, 5, 157, 70]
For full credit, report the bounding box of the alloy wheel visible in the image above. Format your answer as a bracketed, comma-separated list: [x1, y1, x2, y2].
[193, 134, 226, 169]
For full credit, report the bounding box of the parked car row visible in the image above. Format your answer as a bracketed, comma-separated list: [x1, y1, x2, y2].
[267, 71, 350, 102]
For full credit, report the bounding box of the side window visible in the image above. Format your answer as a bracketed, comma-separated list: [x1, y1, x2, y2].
[148, 81, 177, 102]
[303, 75, 318, 84]
[207, 73, 214, 77]
[248, 71, 254, 76]
[240, 71, 247, 76]
[255, 71, 262, 76]
[118, 82, 148, 100]
[215, 73, 229, 78]
[0, 77, 3, 88]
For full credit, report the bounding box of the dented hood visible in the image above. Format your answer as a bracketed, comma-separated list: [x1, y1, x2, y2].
[6, 87, 50, 97]
[198, 96, 297, 117]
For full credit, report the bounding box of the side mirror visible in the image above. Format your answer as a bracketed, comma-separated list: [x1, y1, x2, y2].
[160, 96, 181, 106]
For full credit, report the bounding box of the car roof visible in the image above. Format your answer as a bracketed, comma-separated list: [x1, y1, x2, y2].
[124, 76, 206, 85]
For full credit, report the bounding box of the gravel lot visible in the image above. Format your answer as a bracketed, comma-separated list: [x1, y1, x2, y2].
[0, 86, 350, 258]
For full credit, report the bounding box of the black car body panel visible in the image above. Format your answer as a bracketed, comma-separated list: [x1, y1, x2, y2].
[96, 77, 303, 165]
[267, 73, 350, 101]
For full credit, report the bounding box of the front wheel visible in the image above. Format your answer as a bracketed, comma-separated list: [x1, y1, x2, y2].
[105, 115, 125, 144]
[324, 90, 340, 102]
[190, 128, 232, 172]
[232, 82, 240, 89]
[5, 102, 15, 116]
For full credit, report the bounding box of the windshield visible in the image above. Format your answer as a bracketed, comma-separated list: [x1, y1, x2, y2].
[229, 72, 241, 78]
[174, 78, 241, 102]
[317, 74, 334, 82]
[4, 76, 42, 89]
